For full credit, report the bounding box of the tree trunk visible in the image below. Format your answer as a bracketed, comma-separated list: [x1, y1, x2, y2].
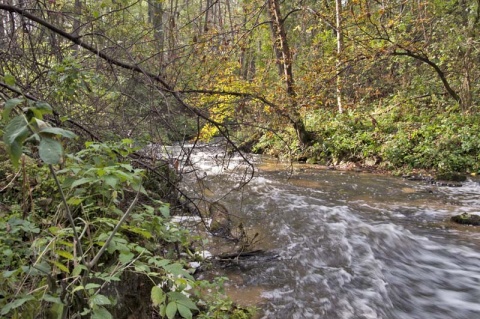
[267, 0, 310, 147]
[0, 0, 5, 45]
[204, 0, 211, 32]
[72, 0, 81, 54]
[149, 0, 165, 63]
[335, 0, 343, 113]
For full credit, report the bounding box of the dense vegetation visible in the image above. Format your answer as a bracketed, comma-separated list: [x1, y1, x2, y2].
[1, 0, 479, 318]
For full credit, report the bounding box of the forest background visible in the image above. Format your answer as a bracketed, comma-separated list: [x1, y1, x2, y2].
[1, 0, 480, 318]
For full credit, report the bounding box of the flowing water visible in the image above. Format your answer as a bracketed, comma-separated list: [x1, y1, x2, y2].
[177, 145, 480, 319]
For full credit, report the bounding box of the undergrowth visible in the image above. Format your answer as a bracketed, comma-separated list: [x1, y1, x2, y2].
[255, 100, 480, 175]
[0, 97, 254, 318]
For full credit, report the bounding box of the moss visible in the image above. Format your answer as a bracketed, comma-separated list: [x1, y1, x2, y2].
[451, 213, 480, 226]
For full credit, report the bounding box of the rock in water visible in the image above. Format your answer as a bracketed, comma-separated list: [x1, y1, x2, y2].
[436, 172, 467, 182]
[451, 213, 480, 226]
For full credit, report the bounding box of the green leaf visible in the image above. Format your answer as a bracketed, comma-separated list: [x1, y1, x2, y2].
[33, 118, 49, 130]
[71, 177, 95, 188]
[3, 97, 24, 118]
[148, 257, 170, 267]
[166, 301, 178, 319]
[122, 225, 152, 239]
[132, 182, 147, 195]
[67, 197, 83, 205]
[7, 140, 24, 167]
[49, 303, 65, 319]
[91, 306, 112, 319]
[168, 292, 198, 310]
[90, 294, 111, 306]
[72, 265, 87, 276]
[151, 286, 166, 307]
[119, 163, 133, 171]
[134, 263, 151, 272]
[72, 285, 85, 293]
[53, 261, 70, 274]
[85, 283, 102, 290]
[159, 204, 170, 218]
[163, 263, 189, 277]
[0, 295, 35, 315]
[33, 101, 53, 117]
[159, 304, 166, 317]
[2, 269, 20, 278]
[34, 261, 52, 274]
[24, 133, 40, 143]
[177, 303, 193, 319]
[55, 250, 74, 260]
[3, 115, 29, 145]
[39, 127, 77, 139]
[119, 252, 135, 264]
[42, 294, 63, 304]
[3, 74, 16, 86]
[103, 175, 119, 188]
[39, 137, 63, 164]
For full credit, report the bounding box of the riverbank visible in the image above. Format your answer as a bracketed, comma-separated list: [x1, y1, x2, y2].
[248, 103, 480, 179]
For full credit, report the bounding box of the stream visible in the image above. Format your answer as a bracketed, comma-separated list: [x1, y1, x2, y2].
[176, 144, 480, 319]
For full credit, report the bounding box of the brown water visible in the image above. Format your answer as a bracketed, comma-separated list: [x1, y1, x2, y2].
[178, 146, 480, 319]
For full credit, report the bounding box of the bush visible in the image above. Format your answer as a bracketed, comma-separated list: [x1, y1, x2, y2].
[257, 101, 480, 174]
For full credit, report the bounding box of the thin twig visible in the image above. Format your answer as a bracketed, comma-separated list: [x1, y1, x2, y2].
[0, 168, 21, 192]
[88, 191, 140, 269]
[49, 164, 86, 266]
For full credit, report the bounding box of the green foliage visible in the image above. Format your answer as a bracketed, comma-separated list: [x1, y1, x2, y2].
[2, 97, 76, 167]
[259, 99, 480, 174]
[381, 108, 480, 173]
[0, 99, 250, 318]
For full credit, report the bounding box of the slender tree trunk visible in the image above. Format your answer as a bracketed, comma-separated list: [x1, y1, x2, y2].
[0, 0, 5, 42]
[267, 0, 294, 95]
[72, 0, 81, 54]
[149, 1, 165, 64]
[460, 38, 473, 112]
[204, 0, 210, 32]
[226, 0, 234, 36]
[335, 0, 343, 113]
[167, 0, 178, 62]
[267, 0, 310, 147]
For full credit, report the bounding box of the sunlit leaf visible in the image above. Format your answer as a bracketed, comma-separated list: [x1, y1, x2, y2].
[55, 250, 74, 260]
[151, 286, 166, 307]
[53, 261, 70, 274]
[3, 74, 16, 86]
[31, 101, 53, 118]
